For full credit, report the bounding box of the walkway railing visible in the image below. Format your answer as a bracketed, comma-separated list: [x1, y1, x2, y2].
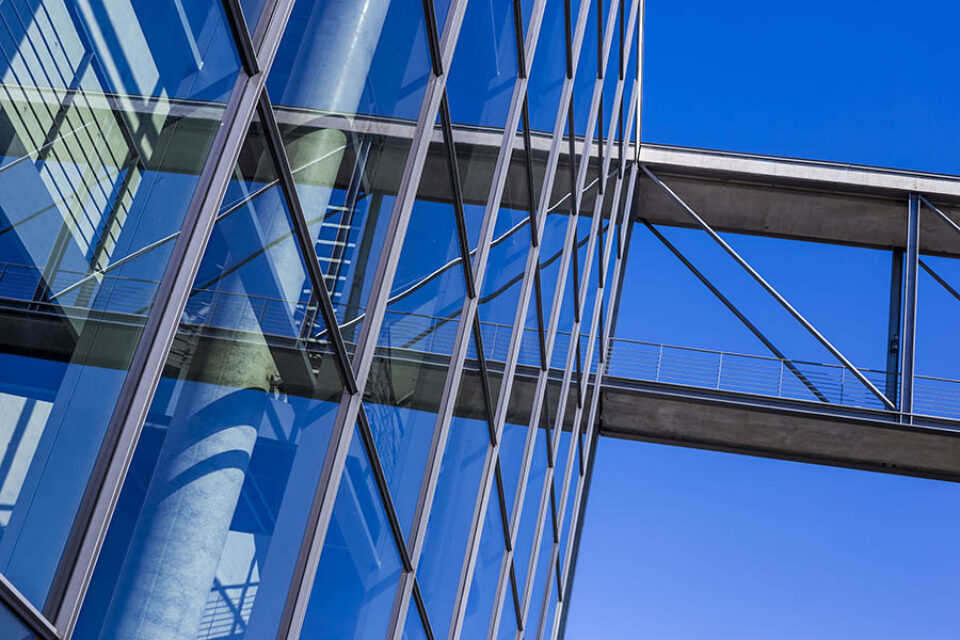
[1, 261, 959, 421]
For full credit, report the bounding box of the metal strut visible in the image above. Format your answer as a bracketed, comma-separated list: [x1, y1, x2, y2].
[641, 165, 896, 410]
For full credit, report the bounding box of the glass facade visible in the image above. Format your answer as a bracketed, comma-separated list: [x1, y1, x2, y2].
[0, 0, 640, 637]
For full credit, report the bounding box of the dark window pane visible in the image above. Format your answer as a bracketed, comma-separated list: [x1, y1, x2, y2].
[75, 120, 343, 640]
[300, 425, 404, 639]
[0, 0, 240, 605]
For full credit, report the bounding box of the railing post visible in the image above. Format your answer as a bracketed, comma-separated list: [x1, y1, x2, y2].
[900, 194, 920, 421]
[716, 352, 723, 389]
[655, 343, 663, 381]
[777, 359, 784, 397]
[840, 367, 846, 405]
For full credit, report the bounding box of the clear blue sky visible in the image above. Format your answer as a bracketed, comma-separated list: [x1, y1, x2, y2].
[567, 1, 960, 637]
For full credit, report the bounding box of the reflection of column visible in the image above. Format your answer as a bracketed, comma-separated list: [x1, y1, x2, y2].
[102, 294, 278, 640]
[275, 0, 393, 306]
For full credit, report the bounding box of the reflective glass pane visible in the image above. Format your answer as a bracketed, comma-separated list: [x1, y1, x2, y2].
[558, 435, 581, 575]
[239, 0, 267, 34]
[75, 120, 343, 640]
[524, 524, 553, 633]
[0, 0, 241, 605]
[418, 369, 490, 639]
[447, 0, 517, 128]
[300, 425, 404, 639]
[513, 425, 548, 597]
[600, 0, 622, 143]
[496, 572, 519, 639]
[461, 482, 508, 640]
[402, 604, 429, 640]
[364, 163, 468, 537]
[478, 154, 532, 362]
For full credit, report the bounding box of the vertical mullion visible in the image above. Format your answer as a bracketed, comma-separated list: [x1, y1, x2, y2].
[280, 0, 474, 635]
[47, 1, 299, 634]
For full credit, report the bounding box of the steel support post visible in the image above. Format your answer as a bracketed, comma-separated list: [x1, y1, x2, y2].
[900, 194, 920, 419]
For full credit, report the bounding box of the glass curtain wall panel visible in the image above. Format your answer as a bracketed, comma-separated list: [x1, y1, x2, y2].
[266, 0, 432, 340]
[571, 0, 598, 137]
[362, 136, 469, 540]
[0, 0, 241, 606]
[300, 424, 404, 640]
[74, 115, 345, 640]
[478, 150, 533, 364]
[461, 483, 509, 640]
[445, 0, 518, 129]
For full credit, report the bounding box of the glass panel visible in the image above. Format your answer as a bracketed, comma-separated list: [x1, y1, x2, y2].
[0, 603, 33, 640]
[0, 0, 241, 605]
[478, 152, 532, 363]
[571, 0, 599, 137]
[75, 120, 343, 640]
[499, 417, 528, 524]
[525, 524, 553, 634]
[538, 208, 571, 341]
[543, 589, 559, 639]
[600, 0, 621, 146]
[447, 0, 517, 128]
[558, 435, 581, 575]
[364, 160, 468, 537]
[267, 0, 432, 335]
[461, 480, 508, 640]
[526, 0, 566, 132]
[417, 373, 490, 639]
[550, 231, 579, 369]
[300, 425, 404, 639]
